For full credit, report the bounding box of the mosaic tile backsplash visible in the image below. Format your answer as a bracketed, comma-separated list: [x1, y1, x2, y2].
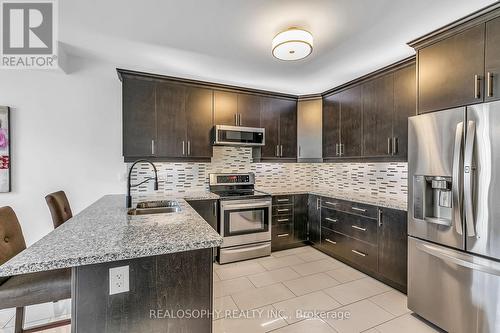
[129, 147, 408, 199]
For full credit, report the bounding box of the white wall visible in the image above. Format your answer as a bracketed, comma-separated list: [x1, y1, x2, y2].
[0, 57, 126, 245]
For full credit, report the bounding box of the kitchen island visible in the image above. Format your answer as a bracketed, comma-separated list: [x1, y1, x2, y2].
[0, 194, 223, 333]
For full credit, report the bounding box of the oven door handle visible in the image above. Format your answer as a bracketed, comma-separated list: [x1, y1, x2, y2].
[222, 202, 271, 210]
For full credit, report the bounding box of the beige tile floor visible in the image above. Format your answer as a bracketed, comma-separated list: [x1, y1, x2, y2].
[0, 246, 442, 333]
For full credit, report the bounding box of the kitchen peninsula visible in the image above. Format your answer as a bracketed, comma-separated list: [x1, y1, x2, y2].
[0, 194, 223, 333]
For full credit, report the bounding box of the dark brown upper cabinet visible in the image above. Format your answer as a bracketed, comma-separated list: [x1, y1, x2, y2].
[185, 87, 214, 158]
[156, 82, 187, 158]
[322, 93, 341, 159]
[416, 24, 485, 113]
[214, 91, 238, 126]
[214, 91, 261, 127]
[485, 16, 500, 102]
[393, 63, 416, 158]
[340, 86, 362, 157]
[237, 93, 261, 127]
[362, 73, 394, 157]
[122, 75, 214, 161]
[322, 86, 362, 159]
[122, 77, 156, 158]
[261, 97, 297, 160]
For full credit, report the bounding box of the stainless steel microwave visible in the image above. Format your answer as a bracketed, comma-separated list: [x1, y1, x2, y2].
[212, 125, 265, 146]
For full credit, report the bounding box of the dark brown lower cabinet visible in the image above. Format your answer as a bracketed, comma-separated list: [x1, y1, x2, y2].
[271, 195, 307, 251]
[378, 207, 408, 291]
[186, 199, 218, 231]
[72, 249, 212, 333]
[311, 195, 408, 293]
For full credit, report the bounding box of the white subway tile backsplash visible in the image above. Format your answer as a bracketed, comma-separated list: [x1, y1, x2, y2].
[129, 147, 407, 200]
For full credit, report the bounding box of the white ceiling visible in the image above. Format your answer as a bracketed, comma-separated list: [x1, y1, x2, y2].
[60, 0, 497, 95]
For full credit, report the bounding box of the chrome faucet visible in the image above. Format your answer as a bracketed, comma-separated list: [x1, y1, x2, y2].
[126, 160, 159, 208]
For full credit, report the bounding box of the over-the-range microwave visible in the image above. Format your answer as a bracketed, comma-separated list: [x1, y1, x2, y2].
[212, 125, 265, 146]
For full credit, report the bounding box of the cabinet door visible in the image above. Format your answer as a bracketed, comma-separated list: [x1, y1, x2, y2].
[378, 208, 408, 290]
[485, 17, 500, 102]
[362, 74, 394, 157]
[156, 82, 187, 157]
[260, 97, 280, 158]
[122, 77, 156, 158]
[340, 86, 362, 157]
[186, 199, 218, 231]
[214, 90, 238, 126]
[308, 195, 321, 244]
[237, 93, 261, 127]
[393, 64, 416, 159]
[293, 194, 308, 243]
[418, 24, 485, 113]
[186, 87, 213, 158]
[278, 99, 297, 158]
[322, 94, 341, 158]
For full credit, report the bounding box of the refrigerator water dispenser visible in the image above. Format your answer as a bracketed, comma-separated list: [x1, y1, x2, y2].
[413, 175, 452, 225]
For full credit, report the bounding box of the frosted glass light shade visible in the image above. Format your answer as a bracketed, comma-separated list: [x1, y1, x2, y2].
[272, 28, 313, 61]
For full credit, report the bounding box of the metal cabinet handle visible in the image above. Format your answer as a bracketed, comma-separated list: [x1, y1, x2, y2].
[387, 137, 392, 155]
[280, 145, 283, 157]
[351, 225, 367, 232]
[182, 141, 185, 156]
[316, 198, 320, 210]
[351, 249, 367, 257]
[213, 201, 218, 218]
[277, 199, 289, 202]
[325, 239, 337, 245]
[276, 145, 279, 157]
[351, 206, 367, 212]
[277, 233, 289, 238]
[464, 120, 476, 237]
[277, 209, 289, 212]
[474, 74, 481, 99]
[151, 140, 155, 155]
[325, 217, 337, 223]
[277, 218, 289, 222]
[324, 201, 337, 206]
[187, 141, 191, 156]
[378, 208, 382, 227]
[335, 143, 339, 156]
[392, 137, 398, 155]
[452, 122, 464, 236]
[487, 72, 493, 97]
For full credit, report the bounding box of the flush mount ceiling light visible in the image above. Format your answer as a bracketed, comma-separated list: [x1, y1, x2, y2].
[272, 28, 313, 61]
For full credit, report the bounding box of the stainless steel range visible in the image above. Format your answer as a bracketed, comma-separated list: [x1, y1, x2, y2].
[209, 172, 271, 264]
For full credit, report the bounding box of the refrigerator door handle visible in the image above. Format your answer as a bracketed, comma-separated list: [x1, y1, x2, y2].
[464, 120, 476, 237]
[416, 242, 500, 276]
[452, 121, 464, 236]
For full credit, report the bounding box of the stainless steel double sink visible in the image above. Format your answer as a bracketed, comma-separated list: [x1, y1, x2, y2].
[127, 200, 181, 216]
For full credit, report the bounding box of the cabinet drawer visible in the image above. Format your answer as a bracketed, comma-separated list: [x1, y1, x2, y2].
[344, 237, 378, 273]
[272, 195, 295, 205]
[344, 202, 378, 219]
[321, 208, 342, 231]
[321, 198, 343, 210]
[272, 204, 294, 216]
[320, 227, 346, 257]
[273, 222, 293, 236]
[273, 215, 293, 224]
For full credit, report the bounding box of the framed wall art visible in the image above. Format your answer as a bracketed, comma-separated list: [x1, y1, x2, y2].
[0, 106, 10, 192]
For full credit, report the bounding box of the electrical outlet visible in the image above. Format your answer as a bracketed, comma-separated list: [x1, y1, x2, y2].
[109, 265, 129, 295]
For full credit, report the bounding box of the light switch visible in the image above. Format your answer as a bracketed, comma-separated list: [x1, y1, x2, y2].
[109, 265, 129, 295]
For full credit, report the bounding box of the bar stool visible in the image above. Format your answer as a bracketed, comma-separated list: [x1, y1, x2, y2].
[0, 206, 71, 332]
[45, 191, 73, 228]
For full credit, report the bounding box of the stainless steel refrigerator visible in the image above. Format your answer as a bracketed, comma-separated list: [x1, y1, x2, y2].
[408, 101, 500, 333]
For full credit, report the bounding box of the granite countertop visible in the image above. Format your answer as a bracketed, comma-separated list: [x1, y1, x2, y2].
[257, 187, 408, 211]
[0, 194, 223, 277]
